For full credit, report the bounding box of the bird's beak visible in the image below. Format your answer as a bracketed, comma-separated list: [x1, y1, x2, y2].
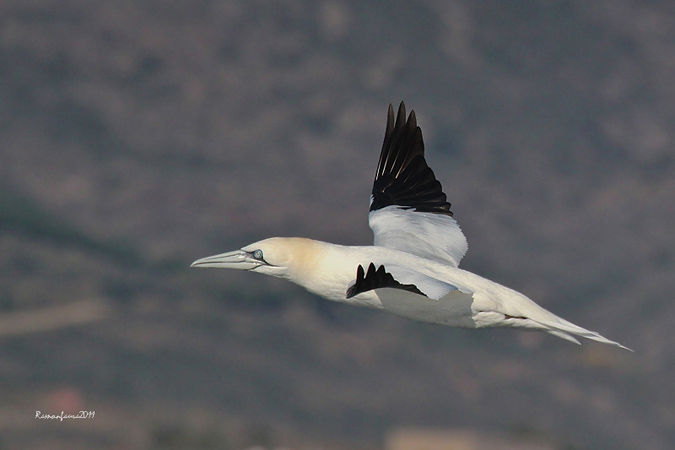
[190, 250, 260, 270]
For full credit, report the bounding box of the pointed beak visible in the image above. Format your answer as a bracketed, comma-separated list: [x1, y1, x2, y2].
[190, 250, 260, 270]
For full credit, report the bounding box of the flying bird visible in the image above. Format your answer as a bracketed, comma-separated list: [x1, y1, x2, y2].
[192, 102, 631, 351]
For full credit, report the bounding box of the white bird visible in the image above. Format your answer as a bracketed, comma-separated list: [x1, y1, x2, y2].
[192, 102, 631, 351]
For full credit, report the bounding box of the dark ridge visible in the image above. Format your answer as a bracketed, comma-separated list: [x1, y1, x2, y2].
[370, 102, 453, 216]
[346, 263, 426, 299]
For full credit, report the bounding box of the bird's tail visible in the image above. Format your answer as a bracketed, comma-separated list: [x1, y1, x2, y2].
[536, 316, 633, 352]
[496, 291, 633, 351]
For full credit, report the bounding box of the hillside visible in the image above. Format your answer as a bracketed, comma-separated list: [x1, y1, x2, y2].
[0, 1, 674, 448]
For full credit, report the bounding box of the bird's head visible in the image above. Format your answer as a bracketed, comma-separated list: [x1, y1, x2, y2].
[190, 237, 321, 279]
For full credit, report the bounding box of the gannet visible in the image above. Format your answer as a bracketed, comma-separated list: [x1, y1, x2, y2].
[192, 102, 631, 351]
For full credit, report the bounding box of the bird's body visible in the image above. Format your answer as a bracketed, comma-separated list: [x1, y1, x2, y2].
[193, 103, 630, 351]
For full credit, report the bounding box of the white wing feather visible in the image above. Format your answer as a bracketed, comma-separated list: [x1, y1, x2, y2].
[369, 205, 468, 267]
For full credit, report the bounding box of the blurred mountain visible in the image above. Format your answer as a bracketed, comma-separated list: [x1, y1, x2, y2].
[0, 0, 674, 449]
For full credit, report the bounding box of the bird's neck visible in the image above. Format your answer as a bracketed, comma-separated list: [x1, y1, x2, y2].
[280, 240, 376, 304]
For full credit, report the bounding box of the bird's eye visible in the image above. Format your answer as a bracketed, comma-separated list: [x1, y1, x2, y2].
[252, 249, 263, 260]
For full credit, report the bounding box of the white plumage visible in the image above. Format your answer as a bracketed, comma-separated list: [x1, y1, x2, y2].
[192, 102, 631, 351]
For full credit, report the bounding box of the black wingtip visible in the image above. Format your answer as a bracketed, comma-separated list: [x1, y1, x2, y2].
[407, 109, 417, 129]
[396, 101, 407, 126]
[386, 103, 395, 134]
[371, 102, 454, 216]
[346, 263, 426, 299]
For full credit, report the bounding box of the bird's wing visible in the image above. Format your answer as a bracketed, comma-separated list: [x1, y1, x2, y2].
[368, 102, 468, 267]
[346, 262, 471, 300]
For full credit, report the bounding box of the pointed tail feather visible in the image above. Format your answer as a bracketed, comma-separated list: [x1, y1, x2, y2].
[538, 317, 633, 352]
[545, 329, 581, 345]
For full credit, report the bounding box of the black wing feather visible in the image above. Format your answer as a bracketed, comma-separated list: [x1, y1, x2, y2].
[346, 263, 426, 299]
[370, 102, 453, 216]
